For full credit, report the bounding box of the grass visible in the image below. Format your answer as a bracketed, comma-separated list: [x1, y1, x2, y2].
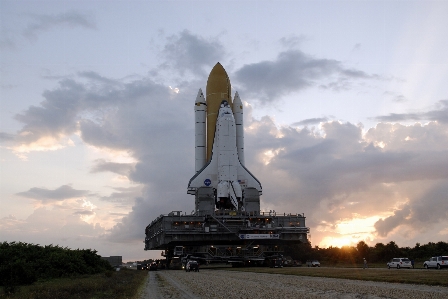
[0, 269, 148, 299]
[223, 265, 448, 287]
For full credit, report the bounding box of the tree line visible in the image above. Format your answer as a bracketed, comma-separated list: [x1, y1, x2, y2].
[0, 241, 112, 290]
[284, 241, 448, 264]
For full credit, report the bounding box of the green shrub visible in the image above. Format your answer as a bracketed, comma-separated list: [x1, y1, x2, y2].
[0, 241, 113, 291]
[104, 270, 114, 278]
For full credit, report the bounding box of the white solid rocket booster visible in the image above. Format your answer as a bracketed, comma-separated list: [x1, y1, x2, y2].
[194, 89, 206, 172]
[233, 91, 245, 166]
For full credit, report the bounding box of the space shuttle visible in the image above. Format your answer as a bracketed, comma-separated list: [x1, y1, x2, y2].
[188, 63, 262, 214]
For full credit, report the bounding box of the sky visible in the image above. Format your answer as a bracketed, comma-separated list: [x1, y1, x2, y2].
[1, 0, 448, 262]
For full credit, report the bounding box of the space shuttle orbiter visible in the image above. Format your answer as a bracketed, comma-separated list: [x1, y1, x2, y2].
[188, 63, 262, 214]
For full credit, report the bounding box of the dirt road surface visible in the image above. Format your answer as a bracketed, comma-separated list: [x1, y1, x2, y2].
[139, 269, 448, 299]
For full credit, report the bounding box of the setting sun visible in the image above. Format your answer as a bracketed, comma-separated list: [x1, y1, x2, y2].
[316, 216, 383, 248]
[319, 237, 353, 248]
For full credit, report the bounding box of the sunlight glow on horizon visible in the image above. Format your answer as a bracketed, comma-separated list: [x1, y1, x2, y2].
[317, 215, 383, 248]
[319, 236, 354, 248]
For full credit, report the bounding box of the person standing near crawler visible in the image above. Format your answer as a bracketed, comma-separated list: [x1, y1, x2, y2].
[363, 258, 368, 269]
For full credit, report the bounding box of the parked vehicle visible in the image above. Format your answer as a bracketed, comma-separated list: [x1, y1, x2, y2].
[387, 258, 412, 269]
[149, 262, 158, 271]
[306, 260, 320, 267]
[185, 260, 199, 272]
[283, 259, 301, 267]
[270, 258, 283, 268]
[423, 256, 448, 269]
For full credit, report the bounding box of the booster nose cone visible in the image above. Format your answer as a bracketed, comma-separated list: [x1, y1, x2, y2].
[233, 91, 242, 109]
[206, 62, 233, 161]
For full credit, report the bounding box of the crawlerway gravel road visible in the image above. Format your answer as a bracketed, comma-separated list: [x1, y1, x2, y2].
[139, 269, 448, 299]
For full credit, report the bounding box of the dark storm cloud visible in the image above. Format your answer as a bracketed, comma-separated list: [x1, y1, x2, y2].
[274, 123, 448, 192]
[374, 205, 411, 237]
[23, 10, 96, 40]
[108, 191, 193, 242]
[7, 58, 195, 243]
[13, 74, 168, 145]
[161, 30, 225, 77]
[374, 183, 448, 237]
[234, 50, 379, 103]
[96, 82, 198, 241]
[374, 99, 448, 123]
[74, 78, 195, 239]
[99, 192, 129, 203]
[14, 80, 83, 141]
[243, 113, 448, 242]
[108, 196, 149, 242]
[426, 100, 448, 123]
[80, 120, 124, 150]
[71, 77, 194, 242]
[410, 183, 448, 226]
[99, 187, 141, 206]
[16, 185, 89, 202]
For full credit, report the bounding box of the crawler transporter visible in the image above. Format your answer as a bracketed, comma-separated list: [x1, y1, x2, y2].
[144, 63, 309, 268]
